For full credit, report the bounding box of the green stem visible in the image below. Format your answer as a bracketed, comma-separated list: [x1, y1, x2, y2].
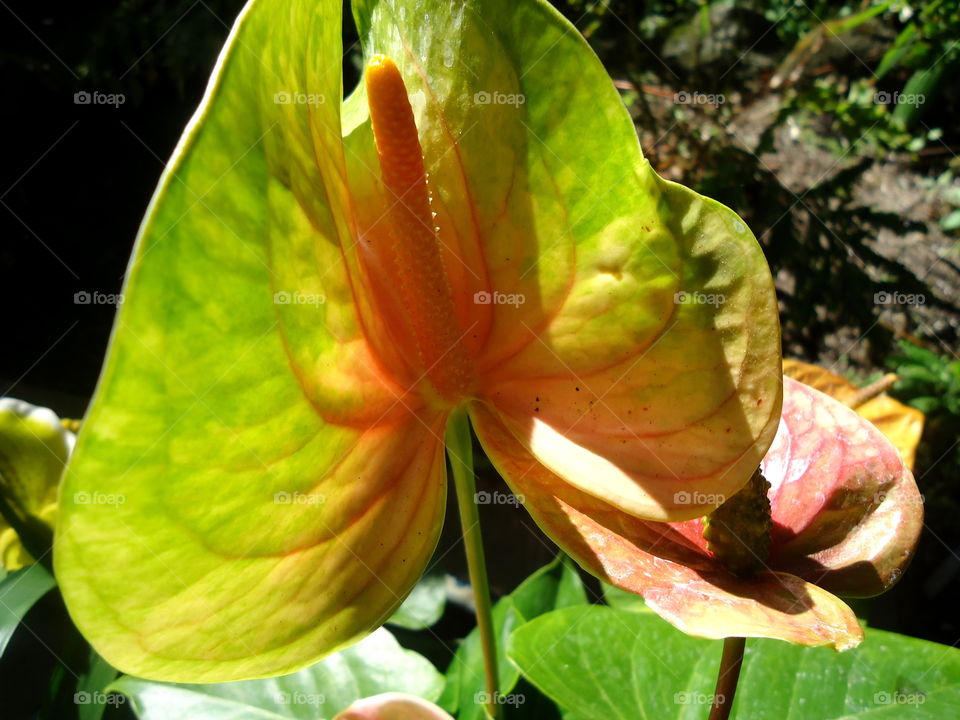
[446, 408, 500, 720]
[709, 636, 746, 720]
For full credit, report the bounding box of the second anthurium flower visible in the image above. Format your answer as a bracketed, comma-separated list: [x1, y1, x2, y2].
[55, 0, 782, 681]
[485, 375, 922, 650]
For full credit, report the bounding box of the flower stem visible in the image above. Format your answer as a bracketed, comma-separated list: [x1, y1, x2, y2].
[446, 408, 500, 720]
[708, 636, 746, 720]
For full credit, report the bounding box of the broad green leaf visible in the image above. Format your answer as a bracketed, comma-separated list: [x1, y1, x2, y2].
[112, 628, 443, 720]
[0, 563, 56, 656]
[509, 606, 960, 720]
[440, 556, 586, 720]
[0, 398, 75, 570]
[387, 570, 447, 631]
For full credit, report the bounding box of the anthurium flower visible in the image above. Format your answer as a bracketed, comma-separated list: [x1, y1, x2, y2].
[335, 693, 454, 720]
[0, 398, 75, 570]
[55, 0, 781, 681]
[476, 376, 923, 650]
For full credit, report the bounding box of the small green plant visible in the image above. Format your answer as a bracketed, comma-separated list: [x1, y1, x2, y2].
[777, 76, 943, 154]
[889, 340, 960, 416]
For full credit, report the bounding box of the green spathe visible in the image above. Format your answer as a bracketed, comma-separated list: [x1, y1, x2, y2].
[55, 0, 780, 682]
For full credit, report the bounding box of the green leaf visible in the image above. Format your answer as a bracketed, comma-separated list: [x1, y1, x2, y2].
[0, 563, 56, 656]
[75, 648, 121, 720]
[601, 582, 652, 614]
[892, 65, 945, 128]
[387, 570, 447, 631]
[440, 556, 586, 720]
[941, 209, 960, 231]
[509, 606, 960, 720]
[875, 21, 919, 79]
[111, 628, 443, 720]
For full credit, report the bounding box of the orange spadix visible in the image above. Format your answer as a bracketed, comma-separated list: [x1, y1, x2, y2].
[365, 55, 474, 403]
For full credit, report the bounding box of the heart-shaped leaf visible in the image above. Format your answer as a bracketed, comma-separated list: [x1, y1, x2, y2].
[509, 606, 960, 719]
[111, 628, 443, 719]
